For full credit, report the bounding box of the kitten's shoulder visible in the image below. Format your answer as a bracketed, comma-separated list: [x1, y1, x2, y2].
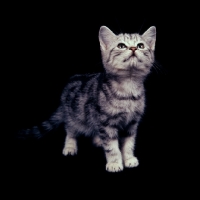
[61, 72, 102, 100]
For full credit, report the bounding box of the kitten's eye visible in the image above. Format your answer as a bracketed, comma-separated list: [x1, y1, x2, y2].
[137, 43, 144, 49]
[117, 43, 127, 49]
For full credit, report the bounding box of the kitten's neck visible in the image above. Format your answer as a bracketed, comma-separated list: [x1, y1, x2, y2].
[105, 72, 145, 85]
[104, 73, 145, 97]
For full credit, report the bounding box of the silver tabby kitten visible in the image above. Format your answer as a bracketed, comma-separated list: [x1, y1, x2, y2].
[20, 26, 156, 172]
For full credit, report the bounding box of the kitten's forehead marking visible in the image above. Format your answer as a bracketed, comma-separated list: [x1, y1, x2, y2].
[118, 33, 142, 46]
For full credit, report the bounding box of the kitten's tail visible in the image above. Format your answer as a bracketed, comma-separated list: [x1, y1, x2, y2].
[17, 106, 64, 139]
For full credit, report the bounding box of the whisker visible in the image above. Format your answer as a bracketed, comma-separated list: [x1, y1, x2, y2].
[152, 63, 160, 74]
[152, 60, 167, 75]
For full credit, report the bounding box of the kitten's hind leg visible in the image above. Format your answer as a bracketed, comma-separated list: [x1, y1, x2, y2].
[121, 135, 139, 168]
[102, 139, 123, 172]
[62, 131, 78, 156]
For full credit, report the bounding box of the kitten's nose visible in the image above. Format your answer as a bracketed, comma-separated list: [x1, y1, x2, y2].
[129, 47, 137, 52]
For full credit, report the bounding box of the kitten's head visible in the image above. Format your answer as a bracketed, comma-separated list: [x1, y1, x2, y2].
[99, 26, 156, 78]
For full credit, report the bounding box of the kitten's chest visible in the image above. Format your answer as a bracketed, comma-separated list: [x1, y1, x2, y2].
[99, 80, 145, 116]
[99, 96, 145, 129]
[100, 92, 145, 117]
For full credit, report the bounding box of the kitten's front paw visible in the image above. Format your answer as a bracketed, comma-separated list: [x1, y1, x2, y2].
[62, 147, 77, 156]
[106, 162, 123, 172]
[124, 157, 139, 168]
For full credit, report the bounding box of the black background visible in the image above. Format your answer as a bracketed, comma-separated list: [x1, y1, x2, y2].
[3, 2, 197, 198]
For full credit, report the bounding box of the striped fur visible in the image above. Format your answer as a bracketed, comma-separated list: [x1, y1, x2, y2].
[19, 26, 156, 172]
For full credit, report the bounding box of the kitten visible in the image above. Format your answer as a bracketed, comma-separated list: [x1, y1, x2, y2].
[19, 26, 156, 172]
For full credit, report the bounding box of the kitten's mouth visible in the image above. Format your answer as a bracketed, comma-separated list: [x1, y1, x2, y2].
[123, 53, 137, 62]
[132, 52, 137, 57]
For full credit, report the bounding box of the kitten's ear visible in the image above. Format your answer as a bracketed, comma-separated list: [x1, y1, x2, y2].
[142, 26, 156, 51]
[99, 26, 116, 50]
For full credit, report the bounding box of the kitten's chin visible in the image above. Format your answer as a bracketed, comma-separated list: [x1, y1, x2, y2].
[128, 57, 137, 66]
[105, 57, 150, 77]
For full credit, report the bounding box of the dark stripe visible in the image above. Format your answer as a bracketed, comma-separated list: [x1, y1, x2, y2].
[100, 112, 126, 128]
[101, 84, 112, 102]
[99, 130, 118, 140]
[112, 52, 122, 61]
[71, 92, 79, 111]
[104, 149, 113, 153]
[106, 47, 115, 63]
[96, 75, 105, 113]
[123, 55, 132, 62]
[110, 152, 118, 157]
[80, 78, 90, 92]
[123, 34, 126, 41]
[126, 120, 137, 130]
[84, 93, 100, 124]
[144, 52, 149, 57]
[135, 34, 140, 41]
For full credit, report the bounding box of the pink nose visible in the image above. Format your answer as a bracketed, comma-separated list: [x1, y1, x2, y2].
[129, 47, 137, 52]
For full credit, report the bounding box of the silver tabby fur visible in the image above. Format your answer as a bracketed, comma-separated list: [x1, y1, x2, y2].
[20, 26, 156, 172]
